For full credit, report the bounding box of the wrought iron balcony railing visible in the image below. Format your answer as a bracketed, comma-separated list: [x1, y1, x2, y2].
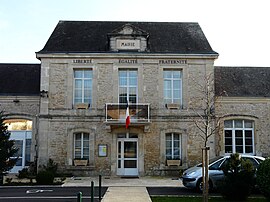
[105, 103, 150, 124]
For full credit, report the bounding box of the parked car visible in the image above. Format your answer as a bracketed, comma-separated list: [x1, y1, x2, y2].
[181, 155, 265, 191]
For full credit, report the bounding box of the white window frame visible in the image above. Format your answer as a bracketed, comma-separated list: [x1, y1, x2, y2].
[9, 131, 32, 173]
[74, 132, 90, 159]
[163, 70, 182, 105]
[165, 133, 181, 160]
[73, 69, 92, 105]
[224, 119, 255, 155]
[118, 69, 138, 104]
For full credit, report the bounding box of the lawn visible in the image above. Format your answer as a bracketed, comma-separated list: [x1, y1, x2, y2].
[151, 196, 267, 202]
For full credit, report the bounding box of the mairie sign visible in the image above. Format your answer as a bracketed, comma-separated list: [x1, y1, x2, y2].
[116, 39, 140, 50]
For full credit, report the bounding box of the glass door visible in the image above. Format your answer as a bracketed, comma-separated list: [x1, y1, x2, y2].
[117, 138, 138, 176]
[10, 131, 32, 173]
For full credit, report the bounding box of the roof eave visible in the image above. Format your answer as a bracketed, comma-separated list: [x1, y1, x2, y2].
[36, 52, 219, 60]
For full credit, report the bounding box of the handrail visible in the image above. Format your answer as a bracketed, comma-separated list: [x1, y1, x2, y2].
[105, 103, 150, 123]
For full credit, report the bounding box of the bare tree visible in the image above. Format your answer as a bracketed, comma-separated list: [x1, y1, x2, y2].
[189, 72, 221, 202]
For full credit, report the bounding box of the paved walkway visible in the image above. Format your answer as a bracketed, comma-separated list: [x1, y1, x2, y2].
[102, 187, 151, 202]
[63, 176, 182, 202]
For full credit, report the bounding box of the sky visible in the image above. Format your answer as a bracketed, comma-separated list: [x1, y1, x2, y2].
[0, 0, 269, 66]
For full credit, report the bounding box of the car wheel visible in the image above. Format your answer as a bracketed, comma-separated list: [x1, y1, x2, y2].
[196, 178, 213, 192]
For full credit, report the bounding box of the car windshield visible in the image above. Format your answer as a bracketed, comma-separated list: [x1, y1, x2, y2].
[255, 157, 264, 164]
[197, 156, 224, 167]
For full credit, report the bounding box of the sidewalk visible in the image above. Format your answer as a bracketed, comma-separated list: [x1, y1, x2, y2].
[63, 176, 182, 187]
[63, 176, 182, 202]
[102, 187, 152, 202]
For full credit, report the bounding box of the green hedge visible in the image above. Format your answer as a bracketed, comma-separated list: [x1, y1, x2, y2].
[257, 158, 270, 199]
[218, 153, 255, 201]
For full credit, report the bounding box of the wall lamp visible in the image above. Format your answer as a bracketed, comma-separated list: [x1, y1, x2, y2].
[40, 90, 49, 98]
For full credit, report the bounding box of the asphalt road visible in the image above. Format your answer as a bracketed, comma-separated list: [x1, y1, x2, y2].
[0, 186, 263, 201]
[0, 186, 107, 202]
[0, 186, 203, 201]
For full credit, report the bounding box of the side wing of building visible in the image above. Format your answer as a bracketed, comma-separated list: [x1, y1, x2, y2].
[215, 66, 270, 157]
[0, 63, 40, 173]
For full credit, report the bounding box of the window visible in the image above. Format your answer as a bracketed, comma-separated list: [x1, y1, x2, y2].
[163, 70, 182, 105]
[166, 133, 181, 159]
[4, 119, 32, 173]
[209, 157, 227, 170]
[74, 133, 90, 159]
[119, 70, 137, 103]
[74, 69, 92, 105]
[224, 120, 254, 154]
[12, 138, 31, 166]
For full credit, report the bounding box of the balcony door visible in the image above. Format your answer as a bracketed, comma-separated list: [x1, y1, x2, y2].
[118, 69, 137, 104]
[117, 133, 138, 176]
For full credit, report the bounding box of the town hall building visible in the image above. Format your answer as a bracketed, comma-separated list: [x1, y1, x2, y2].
[0, 21, 269, 176]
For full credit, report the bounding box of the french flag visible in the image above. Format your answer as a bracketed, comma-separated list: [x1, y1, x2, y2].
[125, 101, 130, 129]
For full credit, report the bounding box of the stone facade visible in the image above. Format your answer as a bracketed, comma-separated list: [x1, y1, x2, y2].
[35, 56, 217, 176]
[216, 97, 270, 157]
[0, 96, 39, 165]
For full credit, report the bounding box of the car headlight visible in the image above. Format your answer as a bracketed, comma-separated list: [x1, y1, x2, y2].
[187, 171, 196, 176]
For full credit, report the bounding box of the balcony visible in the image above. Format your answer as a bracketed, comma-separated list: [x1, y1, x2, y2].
[105, 103, 150, 130]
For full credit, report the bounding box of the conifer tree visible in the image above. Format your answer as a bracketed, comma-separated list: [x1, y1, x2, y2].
[0, 111, 18, 183]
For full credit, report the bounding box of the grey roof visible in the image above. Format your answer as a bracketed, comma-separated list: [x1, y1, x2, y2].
[38, 21, 218, 55]
[0, 63, 40, 96]
[215, 66, 270, 97]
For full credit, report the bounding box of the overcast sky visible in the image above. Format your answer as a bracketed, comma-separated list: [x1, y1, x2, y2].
[1, 0, 269, 66]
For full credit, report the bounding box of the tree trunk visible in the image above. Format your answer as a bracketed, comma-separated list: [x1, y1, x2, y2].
[202, 147, 210, 202]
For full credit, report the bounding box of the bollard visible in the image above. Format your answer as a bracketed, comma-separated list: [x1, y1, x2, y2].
[91, 181, 94, 202]
[99, 175, 102, 201]
[77, 192, 82, 202]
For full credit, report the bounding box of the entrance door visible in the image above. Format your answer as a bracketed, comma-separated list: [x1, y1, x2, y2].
[117, 138, 138, 176]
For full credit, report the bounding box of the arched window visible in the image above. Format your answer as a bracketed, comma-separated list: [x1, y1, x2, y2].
[224, 119, 254, 154]
[4, 119, 32, 173]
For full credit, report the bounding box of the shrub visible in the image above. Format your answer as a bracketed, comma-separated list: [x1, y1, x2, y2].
[36, 170, 54, 185]
[219, 153, 255, 201]
[5, 177, 12, 184]
[42, 158, 58, 175]
[17, 168, 29, 179]
[36, 158, 58, 185]
[257, 158, 270, 199]
[17, 162, 36, 184]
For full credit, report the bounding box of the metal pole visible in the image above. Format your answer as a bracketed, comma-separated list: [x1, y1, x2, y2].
[91, 181, 94, 202]
[99, 175, 102, 201]
[77, 192, 82, 202]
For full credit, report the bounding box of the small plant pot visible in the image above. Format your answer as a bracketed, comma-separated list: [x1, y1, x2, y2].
[74, 159, 88, 166]
[166, 159, 181, 166]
